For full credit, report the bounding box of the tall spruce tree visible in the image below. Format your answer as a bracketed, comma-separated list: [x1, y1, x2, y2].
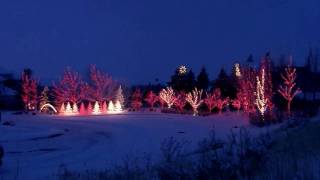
[196, 67, 210, 90]
[212, 68, 237, 99]
[169, 67, 195, 92]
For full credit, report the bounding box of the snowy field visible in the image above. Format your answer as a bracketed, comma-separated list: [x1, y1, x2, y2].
[0, 111, 275, 180]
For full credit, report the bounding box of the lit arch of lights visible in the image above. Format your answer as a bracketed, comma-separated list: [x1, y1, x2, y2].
[40, 103, 58, 113]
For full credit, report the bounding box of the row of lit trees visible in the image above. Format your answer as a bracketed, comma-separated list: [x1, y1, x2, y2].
[130, 57, 301, 118]
[21, 58, 301, 118]
[129, 86, 229, 115]
[21, 65, 124, 114]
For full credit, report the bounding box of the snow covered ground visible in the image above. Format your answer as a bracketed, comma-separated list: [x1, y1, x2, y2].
[0, 111, 274, 180]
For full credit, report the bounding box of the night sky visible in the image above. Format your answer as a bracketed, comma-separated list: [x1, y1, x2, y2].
[0, 0, 319, 84]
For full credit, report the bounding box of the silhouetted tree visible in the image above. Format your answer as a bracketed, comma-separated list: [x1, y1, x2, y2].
[212, 68, 237, 99]
[196, 67, 210, 90]
[169, 68, 195, 92]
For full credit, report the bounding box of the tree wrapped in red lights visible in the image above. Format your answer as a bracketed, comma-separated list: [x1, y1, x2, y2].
[204, 91, 216, 113]
[144, 91, 158, 109]
[186, 88, 203, 115]
[159, 87, 176, 109]
[237, 67, 257, 113]
[131, 89, 143, 111]
[231, 98, 241, 111]
[278, 64, 301, 114]
[21, 72, 38, 111]
[53, 68, 87, 108]
[174, 92, 187, 113]
[89, 65, 113, 102]
[212, 88, 229, 113]
[79, 102, 86, 115]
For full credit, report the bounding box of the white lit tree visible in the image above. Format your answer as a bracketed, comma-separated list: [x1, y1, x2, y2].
[115, 85, 125, 107]
[72, 103, 78, 114]
[65, 102, 73, 115]
[278, 64, 301, 114]
[255, 69, 268, 117]
[92, 101, 101, 114]
[108, 101, 115, 112]
[186, 88, 203, 116]
[159, 87, 176, 108]
[114, 100, 122, 112]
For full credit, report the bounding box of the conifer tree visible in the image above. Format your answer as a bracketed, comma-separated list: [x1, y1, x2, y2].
[115, 85, 125, 107]
[39, 86, 49, 112]
[196, 67, 210, 90]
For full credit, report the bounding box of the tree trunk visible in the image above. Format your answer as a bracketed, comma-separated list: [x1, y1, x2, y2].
[287, 100, 291, 115]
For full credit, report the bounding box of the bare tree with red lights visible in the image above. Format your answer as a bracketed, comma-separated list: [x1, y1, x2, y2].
[144, 91, 158, 109]
[212, 88, 229, 113]
[278, 63, 301, 114]
[89, 65, 113, 102]
[204, 91, 216, 113]
[131, 89, 143, 110]
[237, 67, 256, 113]
[231, 98, 241, 111]
[21, 72, 38, 111]
[174, 92, 187, 113]
[53, 68, 86, 107]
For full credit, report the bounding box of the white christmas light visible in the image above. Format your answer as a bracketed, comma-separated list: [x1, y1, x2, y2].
[255, 69, 268, 117]
[92, 101, 101, 115]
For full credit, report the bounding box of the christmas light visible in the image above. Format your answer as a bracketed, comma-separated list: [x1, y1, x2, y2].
[278, 63, 301, 114]
[107, 101, 115, 113]
[21, 72, 38, 111]
[144, 91, 158, 109]
[102, 101, 108, 114]
[65, 102, 73, 115]
[234, 63, 241, 77]
[92, 101, 101, 115]
[40, 103, 58, 113]
[114, 100, 123, 113]
[59, 103, 65, 115]
[159, 87, 176, 109]
[255, 69, 268, 117]
[178, 65, 187, 75]
[79, 102, 86, 115]
[186, 88, 203, 116]
[72, 103, 79, 114]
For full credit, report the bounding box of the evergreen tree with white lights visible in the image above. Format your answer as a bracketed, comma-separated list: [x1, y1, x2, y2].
[115, 86, 125, 107]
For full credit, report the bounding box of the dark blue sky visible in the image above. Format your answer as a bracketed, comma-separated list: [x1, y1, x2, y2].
[0, 0, 319, 84]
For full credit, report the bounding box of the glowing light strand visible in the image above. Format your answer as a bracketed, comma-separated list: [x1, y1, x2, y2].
[186, 88, 203, 116]
[255, 69, 268, 117]
[159, 87, 176, 109]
